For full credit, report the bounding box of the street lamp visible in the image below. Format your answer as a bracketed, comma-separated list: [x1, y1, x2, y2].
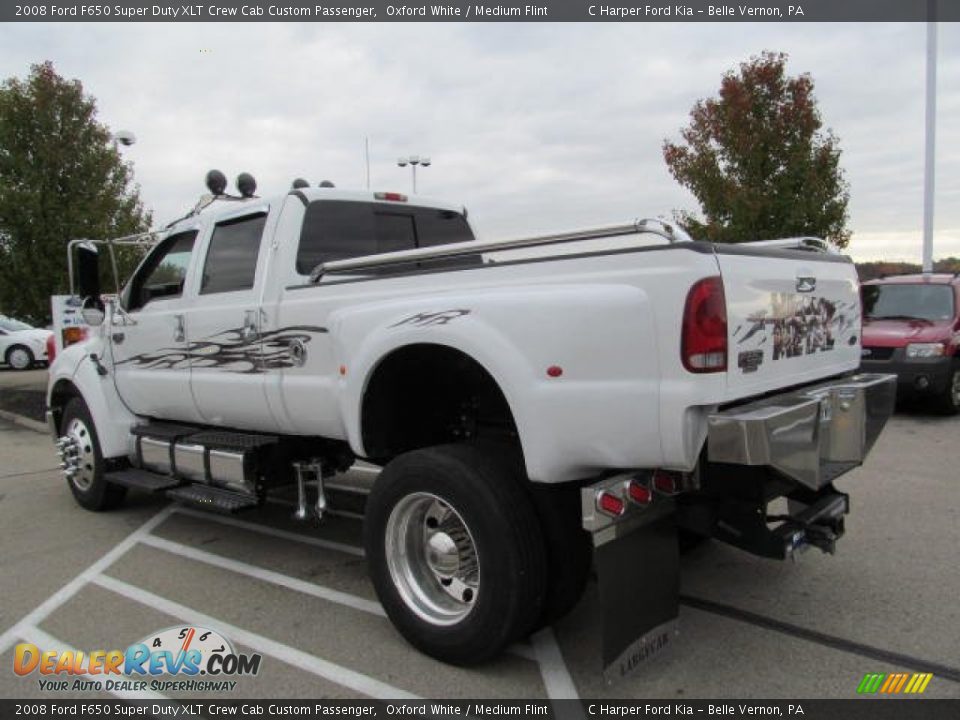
[112, 130, 136, 150]
[397, 154, 431, 193]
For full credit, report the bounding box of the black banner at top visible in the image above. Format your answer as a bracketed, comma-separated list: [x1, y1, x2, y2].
[2, 0, 959, 23]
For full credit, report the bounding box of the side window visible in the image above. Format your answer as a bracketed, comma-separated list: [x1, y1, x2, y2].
[125, 231, 197, 311]
[296, 201, 474, 275]
[200, 213, 267, 295]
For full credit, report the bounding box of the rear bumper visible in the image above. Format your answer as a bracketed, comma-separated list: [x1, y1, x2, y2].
[707, 373, 897, 490]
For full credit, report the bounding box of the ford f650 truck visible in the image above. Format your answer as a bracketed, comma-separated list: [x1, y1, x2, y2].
[47, 174, 895, 679]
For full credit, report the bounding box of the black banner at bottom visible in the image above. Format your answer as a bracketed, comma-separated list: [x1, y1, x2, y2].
[2, 699, 958, 720]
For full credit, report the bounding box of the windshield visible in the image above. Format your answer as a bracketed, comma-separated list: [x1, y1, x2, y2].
[0, 317, 34, 332]
[862, 284, 955, 321]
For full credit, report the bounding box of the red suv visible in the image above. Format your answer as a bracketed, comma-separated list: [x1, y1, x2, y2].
[860, 274, 960, 413]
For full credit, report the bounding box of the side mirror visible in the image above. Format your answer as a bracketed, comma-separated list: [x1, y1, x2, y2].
[76, 242, 101, 300]
[81, 296, 105, 327]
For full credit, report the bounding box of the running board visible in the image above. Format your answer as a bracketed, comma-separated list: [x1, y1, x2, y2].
[105, 468, 182, 492]
[166, 484, 259, 514]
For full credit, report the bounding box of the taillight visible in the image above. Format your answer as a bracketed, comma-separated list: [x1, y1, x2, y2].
[682, 276, 727, 373]
[596, 491, 626, 517]
[46, 335, 57, 363]
[652, 469, 681, 496]
[626, 478, 653, 506]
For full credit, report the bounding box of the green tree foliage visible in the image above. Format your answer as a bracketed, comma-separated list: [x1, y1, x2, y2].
[0, 62, 151, 325]
[856, 258, 960, 282]
[663, 51, 851, 248]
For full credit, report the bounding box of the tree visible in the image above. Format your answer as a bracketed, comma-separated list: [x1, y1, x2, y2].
[663, 51, 851, 247]
[0, 62, 151, 325]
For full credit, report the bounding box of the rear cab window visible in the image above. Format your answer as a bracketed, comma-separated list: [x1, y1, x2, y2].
[201, 213, 268, 294]
[296, 201, 475, 276]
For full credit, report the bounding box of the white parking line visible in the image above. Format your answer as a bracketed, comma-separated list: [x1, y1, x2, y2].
[0, 506, 176, 657]
[141, 534, 385, 616]
[531, 628, 582, 704]
[92, 574, 420, 700]
[19, 625, 169, 701]
[141, 532, 537, 663]
[171, 506, 365, 557]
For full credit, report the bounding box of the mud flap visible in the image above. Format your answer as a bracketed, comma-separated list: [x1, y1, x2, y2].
[591, 500, 680, 683]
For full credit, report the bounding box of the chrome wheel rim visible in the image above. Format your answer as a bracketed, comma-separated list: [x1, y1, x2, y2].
[384, 492, 479, 626]
[8, 348, 31, 370]
[61, 418, 96, 492]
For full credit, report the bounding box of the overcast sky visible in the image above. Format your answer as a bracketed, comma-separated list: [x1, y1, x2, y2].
[1, 21, 957, 262]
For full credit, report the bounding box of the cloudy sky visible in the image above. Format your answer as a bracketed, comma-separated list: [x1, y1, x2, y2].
[1, 21, 958, 261]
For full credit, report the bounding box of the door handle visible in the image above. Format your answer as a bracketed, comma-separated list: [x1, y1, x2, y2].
[173, 314, 185, 342]
[240, 310, 258, 343]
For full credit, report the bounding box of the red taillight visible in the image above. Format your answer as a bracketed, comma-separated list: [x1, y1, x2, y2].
[652, 469, 680, 496]
[374, 192, 408, 202]
[46, 335, 57, 363]
[682, 276, 727, 373]
[627, 479, 652, 506]
[597, 491, 626, 517]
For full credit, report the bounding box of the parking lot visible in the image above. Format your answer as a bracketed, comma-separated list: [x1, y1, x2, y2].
[0, 369, 958, 702]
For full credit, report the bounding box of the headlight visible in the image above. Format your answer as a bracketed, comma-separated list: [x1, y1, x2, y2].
[906, 342, 946, 358]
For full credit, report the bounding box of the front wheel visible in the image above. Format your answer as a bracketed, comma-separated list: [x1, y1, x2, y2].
[938, 366, 960, 415]
[59, 397, 127, 511]
[363, 444, 546, 665]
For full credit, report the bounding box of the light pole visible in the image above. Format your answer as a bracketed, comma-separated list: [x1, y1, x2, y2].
[397, 154, 431, 193]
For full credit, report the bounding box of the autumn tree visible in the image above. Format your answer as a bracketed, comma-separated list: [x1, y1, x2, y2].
[0, 62, 150, 325]
[663, 51, 851, 247]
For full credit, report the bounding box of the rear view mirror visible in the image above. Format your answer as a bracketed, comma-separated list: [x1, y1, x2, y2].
[75, 242, 101, 301]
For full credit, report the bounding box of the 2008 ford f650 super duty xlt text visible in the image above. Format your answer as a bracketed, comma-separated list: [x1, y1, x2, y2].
[47, 172, 895, 679]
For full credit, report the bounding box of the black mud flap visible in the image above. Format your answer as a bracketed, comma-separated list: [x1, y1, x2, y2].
[593, 501, 680, 683]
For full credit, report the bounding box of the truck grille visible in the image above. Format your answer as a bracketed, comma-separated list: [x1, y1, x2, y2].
[861, 346, 895, 361]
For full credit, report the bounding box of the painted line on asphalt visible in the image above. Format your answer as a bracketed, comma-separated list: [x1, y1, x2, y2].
[171, 506, 365, 557]
[681, 594, 960, 684]
[0, 506, 176, 657]
[141, 534, 384, 616]
[19, 625, 169, 701]
[0, 467, 61, 480]
[531, 627, 582, 704]
[92, 574, 420, 700]
[139, 532, 536, 663]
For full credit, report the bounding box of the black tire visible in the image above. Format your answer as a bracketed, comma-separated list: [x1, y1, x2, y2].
[528, 482, 592, 629]
[937, 365, 960, 415]
[5, 345, 34, 371]
[61, 397, 127, 511]
[363, 443, 547, 665]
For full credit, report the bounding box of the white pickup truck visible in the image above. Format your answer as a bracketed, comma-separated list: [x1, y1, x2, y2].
[47, 173, 895, 679]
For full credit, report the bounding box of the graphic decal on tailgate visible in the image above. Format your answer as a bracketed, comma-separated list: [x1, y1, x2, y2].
[734, 293, 860, 369]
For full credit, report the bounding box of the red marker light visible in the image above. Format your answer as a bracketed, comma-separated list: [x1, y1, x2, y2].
[596, 491, 626, 517]
[627, 479, 653, 506]
[546, 365, 563, 378]
[652, 469, 680, 495]
[374, 192, 408, 202]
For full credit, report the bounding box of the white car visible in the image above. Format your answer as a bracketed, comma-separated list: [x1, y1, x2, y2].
[0, 316, 52, 370]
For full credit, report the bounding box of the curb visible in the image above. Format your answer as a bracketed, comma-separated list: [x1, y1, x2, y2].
[0, 409, 48, 434]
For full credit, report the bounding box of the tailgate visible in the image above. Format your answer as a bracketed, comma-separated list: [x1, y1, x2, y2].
[717, 247, 862, 400]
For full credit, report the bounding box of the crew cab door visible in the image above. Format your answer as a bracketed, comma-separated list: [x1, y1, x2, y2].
[110, 229, 206, 423]
[186, 208, 277, 429]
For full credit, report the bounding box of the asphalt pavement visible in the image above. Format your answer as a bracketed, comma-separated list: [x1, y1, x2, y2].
[0, 383, 958, 702]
